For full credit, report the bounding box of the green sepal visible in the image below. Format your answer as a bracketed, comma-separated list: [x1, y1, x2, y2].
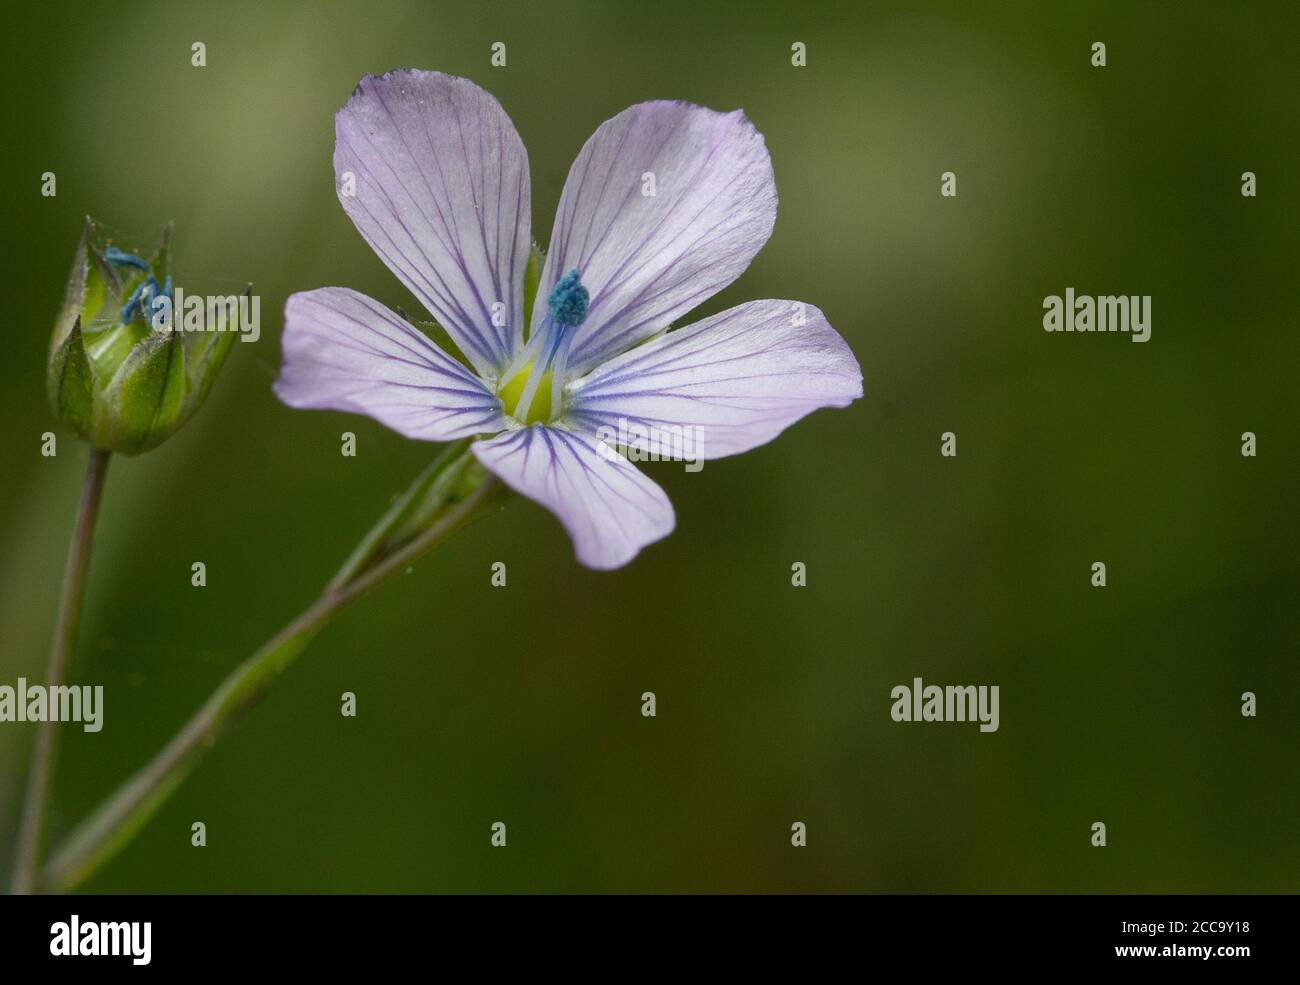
[79, 253, 111, 329]
[187, 285, 246, 403]
[408, 316, 474, 372]
[84, 321, 150, 379]
[47, 317, 96, 435]
[148, 221, 173, 282]
[522, 242, 544, 337]
[328, 439, 488, 589]
[97, 329, 189, 454]
[49, 218, 93, 356]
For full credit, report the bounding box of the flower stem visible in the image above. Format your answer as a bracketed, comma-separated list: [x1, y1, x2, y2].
[10, 447, 111, 895]
[40, 461, 500, 894]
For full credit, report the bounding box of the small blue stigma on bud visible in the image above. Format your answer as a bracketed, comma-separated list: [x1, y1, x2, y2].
[105, 247, 172, 322]
[103, 246, 151, 272]
[546, 268, 589, 328]
[120, 274, 166, 322]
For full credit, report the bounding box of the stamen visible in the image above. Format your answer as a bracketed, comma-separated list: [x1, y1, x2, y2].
[500, 323, 547, 385]
[512, 327, 561, 423]
[119, 275, 160, 321]
[103, 246, 151, 272]
[546, 268, 589, 328]
[550, 328, 575, 416]
[504, 269, 590, 424]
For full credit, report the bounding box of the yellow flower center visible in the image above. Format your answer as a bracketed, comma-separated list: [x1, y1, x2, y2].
[499, 361, 554, 425]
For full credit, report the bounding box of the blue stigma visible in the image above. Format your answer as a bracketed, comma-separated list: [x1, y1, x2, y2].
[120, 274, 164, 322]
[103, 246, 151, 272]
[105, 246, 172, 322]
[546, 268, 589, 328]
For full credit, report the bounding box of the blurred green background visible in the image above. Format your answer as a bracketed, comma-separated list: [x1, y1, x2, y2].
[1, 0, 1297, 892]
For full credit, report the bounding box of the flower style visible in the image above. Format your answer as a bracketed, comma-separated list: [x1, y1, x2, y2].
[275, 70, 862, 568]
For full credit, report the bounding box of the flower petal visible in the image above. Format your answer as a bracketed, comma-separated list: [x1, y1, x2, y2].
[566, 300, 862, 459]
[538, 101, 777, 374]
[335, 70, 530, 378]
[275, 287, 504, 440]
[472, 426, 675, 569]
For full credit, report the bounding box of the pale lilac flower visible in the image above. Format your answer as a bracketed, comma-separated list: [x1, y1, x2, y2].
[275, 70, 862, 568]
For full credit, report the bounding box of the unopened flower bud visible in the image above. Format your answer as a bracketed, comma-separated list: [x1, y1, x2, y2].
[47, 217, 245, 454]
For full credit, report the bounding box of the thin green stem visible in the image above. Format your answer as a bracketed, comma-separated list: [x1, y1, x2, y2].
[10, 447, 111, 895]
[41, 469, 501, 894]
